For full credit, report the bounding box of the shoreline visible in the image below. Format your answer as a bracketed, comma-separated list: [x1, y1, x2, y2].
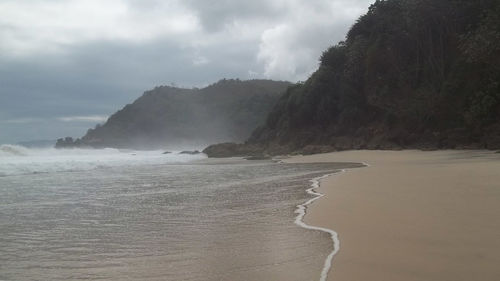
[286, 150, 500, 281]
[294, 173, 341, 281]
[294, 164, 368, 281]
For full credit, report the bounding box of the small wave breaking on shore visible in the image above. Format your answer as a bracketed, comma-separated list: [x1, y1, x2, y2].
[294, 173, 342, 281]
[294, 161, 368, 281]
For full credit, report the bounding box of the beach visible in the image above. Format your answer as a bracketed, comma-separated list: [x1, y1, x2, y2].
[286, 150, 500, 281]
[2, 148, 499, 280]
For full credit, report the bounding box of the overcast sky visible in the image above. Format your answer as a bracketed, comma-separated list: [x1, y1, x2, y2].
[0, 0, 373, 144]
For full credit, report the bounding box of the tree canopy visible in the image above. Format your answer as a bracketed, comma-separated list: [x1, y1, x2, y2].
[248, 0, 500, 152]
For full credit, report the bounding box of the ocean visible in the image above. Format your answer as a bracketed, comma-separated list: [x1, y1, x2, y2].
[0, 145, 357, 281]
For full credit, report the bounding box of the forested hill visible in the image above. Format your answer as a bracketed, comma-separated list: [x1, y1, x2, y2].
[245, 0, 500, 154]
[57, 79, 290, 149]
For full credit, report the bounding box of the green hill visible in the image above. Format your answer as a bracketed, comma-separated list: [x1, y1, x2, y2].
[205, 0, 500, 157]
[56, 79, 290, 149]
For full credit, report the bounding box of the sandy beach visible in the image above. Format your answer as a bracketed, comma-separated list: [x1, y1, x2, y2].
[287, 150, 500, 281]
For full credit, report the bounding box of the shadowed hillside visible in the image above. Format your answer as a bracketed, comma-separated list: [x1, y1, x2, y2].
[57, 79, 290, 149]
[205, 0, 500, 157]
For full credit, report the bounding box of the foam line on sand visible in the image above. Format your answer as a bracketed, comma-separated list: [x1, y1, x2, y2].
[294, 161, 369, 281]
[294, 171, 343, 281]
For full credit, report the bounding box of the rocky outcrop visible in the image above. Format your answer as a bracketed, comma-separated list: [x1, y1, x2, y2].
[202, 143, 265, 158]
[55, 137, 86, 149]
[179, 150, 202, 155]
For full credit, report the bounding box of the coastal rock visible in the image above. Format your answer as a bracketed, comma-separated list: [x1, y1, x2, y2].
[482, 124, 500, 150]
[485, 136, 500, 150]
[202, 143, 263, 158]
[55, 137, 85, 148]
[179, 150, 201, 155]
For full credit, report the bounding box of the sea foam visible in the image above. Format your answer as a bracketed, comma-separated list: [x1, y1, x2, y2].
[0, 144, 205, 177]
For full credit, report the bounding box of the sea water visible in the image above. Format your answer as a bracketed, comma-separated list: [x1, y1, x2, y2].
[0, 145, 356, 281]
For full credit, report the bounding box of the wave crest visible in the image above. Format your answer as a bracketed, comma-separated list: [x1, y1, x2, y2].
[0, 145, 205, 177]
[0, 144, 30, 157]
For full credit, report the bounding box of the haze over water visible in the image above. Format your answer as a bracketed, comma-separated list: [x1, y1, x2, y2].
[0, 146, 356, 280]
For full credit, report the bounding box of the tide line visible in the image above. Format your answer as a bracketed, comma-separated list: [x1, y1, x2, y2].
[294, 171, 344, 281]
[294, 161, 369, 281]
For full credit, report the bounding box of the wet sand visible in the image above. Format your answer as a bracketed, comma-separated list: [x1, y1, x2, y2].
[286, 150, 500, 281]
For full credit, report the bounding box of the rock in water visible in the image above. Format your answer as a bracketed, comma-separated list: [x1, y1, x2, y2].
[179, 150, 201, 155]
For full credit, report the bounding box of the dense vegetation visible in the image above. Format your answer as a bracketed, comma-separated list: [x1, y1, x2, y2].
[243, 0, 500, 154]
[56, 79, 290, 149]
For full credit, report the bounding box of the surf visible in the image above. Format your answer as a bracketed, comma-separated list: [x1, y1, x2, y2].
[0, 144, 206, 177]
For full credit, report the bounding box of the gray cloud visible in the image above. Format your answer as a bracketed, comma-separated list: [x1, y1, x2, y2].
[183, 0, 283, 31]
[0, 0, 373, 144]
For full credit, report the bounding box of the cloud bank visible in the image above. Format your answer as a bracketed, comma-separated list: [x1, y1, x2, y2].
[0, 0, 373, 143]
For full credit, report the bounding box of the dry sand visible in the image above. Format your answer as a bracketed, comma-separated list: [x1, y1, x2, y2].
[286, 150, 500, 281]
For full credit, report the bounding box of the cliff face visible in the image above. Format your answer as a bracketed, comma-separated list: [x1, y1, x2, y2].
[246, 0, 500, 153]
[58, 79, 290, 149]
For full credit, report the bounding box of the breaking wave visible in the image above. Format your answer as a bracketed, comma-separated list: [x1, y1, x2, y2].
[0, 144, 30, 157]
[0, 144, 205, 177]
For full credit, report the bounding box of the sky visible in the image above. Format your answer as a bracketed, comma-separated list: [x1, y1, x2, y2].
[0, 0, 373, 144]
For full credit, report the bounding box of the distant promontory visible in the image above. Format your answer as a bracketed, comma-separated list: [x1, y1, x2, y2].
[56, 79, 291, 149]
